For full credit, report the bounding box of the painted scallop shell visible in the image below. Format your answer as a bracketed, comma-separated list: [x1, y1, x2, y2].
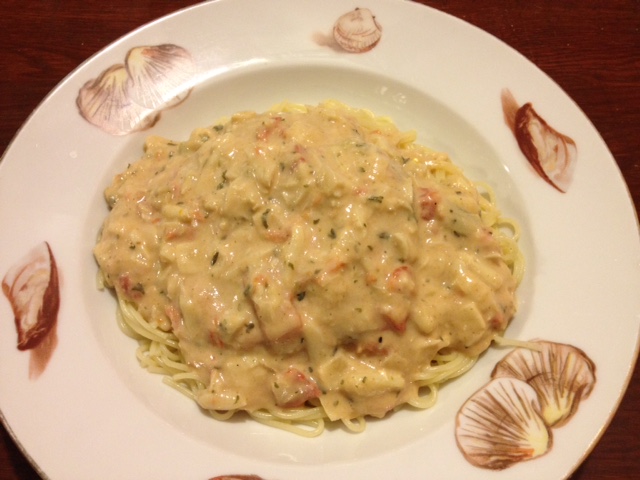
[76, 44, 194, 135]
[125, 44, 194, 109]
[333, 8, 382, 53]
[2, 241, 60, 351]
[491, 340, 596, 427]
[501, 89, 577, 193]
[455, 377, 552, 470]
[77, 64, 160, 135]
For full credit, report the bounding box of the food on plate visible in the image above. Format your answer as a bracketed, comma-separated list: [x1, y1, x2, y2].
[94, 101, 523, 435]
[491, 340, 596, 427]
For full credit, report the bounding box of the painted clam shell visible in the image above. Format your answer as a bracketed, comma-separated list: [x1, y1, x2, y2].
[501, 89, 577, 193]
[76, 64, 159, 135]
[455, 377, 552, 470]
[2, 241, 59, 351]
[77, 44, 194, 135]
[333, 8, 382, 53]
[491, 340, 596, 427]
[125, 44, 194, 109]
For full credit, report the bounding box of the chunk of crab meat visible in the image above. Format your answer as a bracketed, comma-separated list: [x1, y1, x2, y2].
[197, 390, 247, 411]
[380, 304, 409, 333]
[246, 271, 302, 344]
[491, 340, 596, 427]
[378, 266, 415, 332]
[271, 368, 321, 408]
[455, 377, 552, 470]
[197, 370, 247, 411]
[2, 242, 60, 351]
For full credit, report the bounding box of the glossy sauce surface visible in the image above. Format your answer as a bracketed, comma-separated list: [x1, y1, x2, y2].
[94, 103, 518, 420]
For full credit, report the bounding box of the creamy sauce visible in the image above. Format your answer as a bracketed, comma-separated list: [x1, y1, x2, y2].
[94, 102, 518, 421]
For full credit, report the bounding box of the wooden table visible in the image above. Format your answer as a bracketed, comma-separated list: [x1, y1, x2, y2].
[1, 1, 638, 478]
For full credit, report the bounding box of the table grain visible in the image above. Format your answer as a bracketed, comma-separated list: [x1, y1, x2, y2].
[1, 1, 638, 478]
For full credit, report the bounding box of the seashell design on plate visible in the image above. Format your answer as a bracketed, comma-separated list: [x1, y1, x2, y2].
[125, 44, 194, 109]
[332, 8, 382, 53]
[501, 89, 577, 193]
[2, 241, 60, 379]
[76, 64, 160, 136]
[492, 340, 596, 427]
[455, 377, 552, 470]
[456, 339, 596, 470]
[208, 476, 265, 480]
[77, 44, 195, 135]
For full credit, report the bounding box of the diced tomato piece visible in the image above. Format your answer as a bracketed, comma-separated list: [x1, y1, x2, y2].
[386, 266, 414, 293]
[118, 274, 144, 301]
[383, 312, 408, 333]
[416, 187, 440, 221]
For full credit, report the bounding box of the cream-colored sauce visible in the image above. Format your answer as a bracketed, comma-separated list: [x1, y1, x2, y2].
[94, 102, 518, 421]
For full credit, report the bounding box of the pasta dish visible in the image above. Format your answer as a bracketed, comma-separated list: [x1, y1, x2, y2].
[94, 101, 523, 436]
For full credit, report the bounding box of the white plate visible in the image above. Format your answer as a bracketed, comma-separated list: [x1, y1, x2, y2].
[1, 0, 639, 479]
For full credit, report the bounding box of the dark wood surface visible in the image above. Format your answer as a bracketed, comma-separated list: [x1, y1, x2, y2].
[1, 1, 638, 478]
